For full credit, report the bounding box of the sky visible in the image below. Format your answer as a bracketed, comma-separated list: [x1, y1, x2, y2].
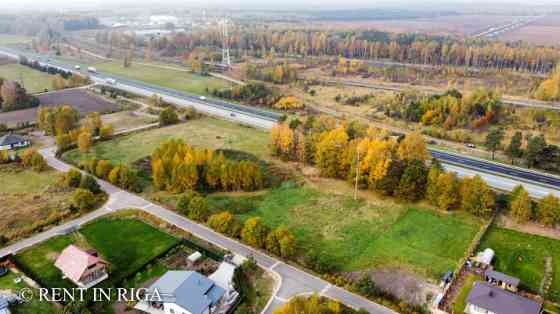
[3, 0, 559, 11]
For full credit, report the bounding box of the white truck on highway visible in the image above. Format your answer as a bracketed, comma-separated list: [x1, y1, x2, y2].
[87, 66, 97, 73]
[105, 78, 117, 85]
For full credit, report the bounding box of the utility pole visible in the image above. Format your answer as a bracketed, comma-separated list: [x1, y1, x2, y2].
[221, 18, 231, 68]
[354, 148, 360, 200]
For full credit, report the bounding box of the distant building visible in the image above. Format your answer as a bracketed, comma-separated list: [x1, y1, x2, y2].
[465, 281, 542, 314]
[149, 15, 178, 26]
[54, 245, 109, 288]
[0, 134, 30, 151]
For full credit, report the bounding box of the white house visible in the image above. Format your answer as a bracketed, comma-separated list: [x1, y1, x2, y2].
[0, 134, 30, 151]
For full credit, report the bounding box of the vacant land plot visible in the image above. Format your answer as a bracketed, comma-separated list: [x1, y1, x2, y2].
[0, 63, 53, 93]
[0, 35, 33, 45]
[0, 270, 58, 314]
[95, 61, 232, 95]
[14, 218, 180, 290]
[0, 164, 74, 241]
[228, 185, 480, 279]
[479, 226, 560, 301]
[100, 110, 156, 132]
[63, 116, 270, 165]
[0, 89, 118, 127]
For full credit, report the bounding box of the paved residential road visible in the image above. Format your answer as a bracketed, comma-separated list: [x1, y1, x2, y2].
[0, 148, 396, 314]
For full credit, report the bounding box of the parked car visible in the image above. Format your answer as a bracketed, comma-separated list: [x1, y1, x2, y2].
[465, 143, 476, 148]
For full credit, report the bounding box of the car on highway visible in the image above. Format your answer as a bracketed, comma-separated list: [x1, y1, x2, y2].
[199, 96, 206, 100]
[105, 78, 117, 85]
[75, 65, 81, 70]
[465, 143, 476, 148]
[87, 66, 97, 73]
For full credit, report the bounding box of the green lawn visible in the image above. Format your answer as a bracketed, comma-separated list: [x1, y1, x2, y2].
[14, 218, 180, 290]
[479, 226, 560, 301]
[229, 185, 481, 279]
[80, 218, 180, 281]
[452, 274, 478, 314]
[0, 63, 53, 93]
[95, 61, 232, 95]
[0, 270, 59, 314]
[0, 166, 60, 194]
[63, 116, 270, 165]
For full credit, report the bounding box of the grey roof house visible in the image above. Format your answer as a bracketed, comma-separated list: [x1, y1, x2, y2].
[485, 269, 520, 292]
[0, 134, 30, 151]
[135, 271, 230, 314]
[465, 281, 542, 314]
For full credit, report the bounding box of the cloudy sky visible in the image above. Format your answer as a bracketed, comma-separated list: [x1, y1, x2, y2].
[3, 0, 558, 10]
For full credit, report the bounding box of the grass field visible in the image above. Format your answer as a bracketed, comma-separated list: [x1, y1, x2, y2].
[0, 35, 33, 45]
[0, 165, 74, 241]
[63, 117, 270, 165]
[226, 185, 481, 279]
[0, 63, 53, 93]
[95, 61, 232, 95]
[0, 270, 58, 314]
[14, 218, 180, 290]
[99, 111, 157, 132]
[479, 226, 560, 301]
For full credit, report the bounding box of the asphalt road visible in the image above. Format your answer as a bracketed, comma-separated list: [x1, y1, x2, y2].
[0, 148, 396, 314]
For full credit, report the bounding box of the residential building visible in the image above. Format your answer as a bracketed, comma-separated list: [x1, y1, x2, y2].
[0, 134, 30, 151]
[54, 245, 109, 288]
[465, 281, 542, 314]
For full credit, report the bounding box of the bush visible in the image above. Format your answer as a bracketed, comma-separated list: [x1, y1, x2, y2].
[99, 124, 114, 140]
[64, 169, 83, 188]
[354, 275, 379, 298]
[72, 188, 96, 211]
[265, 227, 297, 258]
[79, 175, 101, 194]
[176, 190, 201, 211]
[207, 211, 242, 238]
[159, 107, 179, 126]
[187, 196, 209, 222]
[95, 160, 113, 179]
[241, 217, 268, 248]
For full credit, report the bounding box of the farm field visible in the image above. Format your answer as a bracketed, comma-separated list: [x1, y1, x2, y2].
[63, 116, 270, 165]
[95, 61, 233, 95]
[0, 63, 53, 93]
[499, 15, 560, 46]
[479, 226, 560, 301]
[219, 185, 481, 279]
[0, 89, 119, 127]
[0, 270, 58, 314]
[99, 110, 157, 132]
[13, 217, 180, 290]
[0, 34, 33, 45]
[0, 164, 74, 242]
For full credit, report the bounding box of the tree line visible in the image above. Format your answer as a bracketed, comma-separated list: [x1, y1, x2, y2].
[131, 26, 560, 73]
[151, 139, 264, 194]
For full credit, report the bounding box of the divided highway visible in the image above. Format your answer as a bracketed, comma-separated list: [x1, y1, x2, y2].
[2, 46, 560, 197]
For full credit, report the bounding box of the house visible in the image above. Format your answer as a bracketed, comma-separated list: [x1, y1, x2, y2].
[485, 269, 520, 292]
[54, 245, 109, 288]
[465, 281, 542, 314]
[136, 270, 238, 314]
[0, 134, 30, 151]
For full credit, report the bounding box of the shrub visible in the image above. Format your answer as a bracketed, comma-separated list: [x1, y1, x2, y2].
[187, 196, 209, 222]
[64, 169, 83, 188]
[95, 160, 113, 179]
[0, 150, 9, 164]
[72, 188, 96, 211]
[159, 107, 179, 126]
[265, 227, 297, 258]
[99, 124, 114, 140]
[79, 175, 101, 194]
[241, 217, 268, 248]
[207, 211, 242, 238]
[176, 190, 200, 211]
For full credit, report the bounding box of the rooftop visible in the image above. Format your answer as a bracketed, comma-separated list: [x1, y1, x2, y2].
[0, 133, 27, 146]
[467, 281, 542, 314]
[54, 245, 107, 283]
[485, 269, 520, 287]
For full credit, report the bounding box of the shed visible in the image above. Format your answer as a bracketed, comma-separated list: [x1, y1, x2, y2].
[485, 269, 520, 292]
[187, 251, 202, 265]
[473, 248, 495, 267]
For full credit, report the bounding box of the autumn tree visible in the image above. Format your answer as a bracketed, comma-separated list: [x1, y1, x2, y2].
[397, 132, 429, 162]
[426, 159, 444, 205]
[241, 217, 268, 248]
[99, 124, 114, 140]
[538, 194, 560, 227]
[51, 74, 67, 90]
[159, 107, 179, 126]
[207, 211, 242, 238]
[396, 160, 428, 201]
[485, 128, 504, 160]
[510, 186, 533, 223]
[95, 160, 114, 179]
[78, 131, 92, 153]
[315, 127, 348, 178]
[72, 188, 96, 211]
[186, 196, 209, 222]
[265, 227, 297, 258]
[436, 172, 461, 211]
[83, 112, 103, 135]
[461, 175, 495, 217]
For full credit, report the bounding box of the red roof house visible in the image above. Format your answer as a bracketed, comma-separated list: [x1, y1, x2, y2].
[54, 245, 109, 288]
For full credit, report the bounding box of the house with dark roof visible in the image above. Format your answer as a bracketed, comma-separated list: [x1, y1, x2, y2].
[54, 245, 109, 288]
[135, 270, 237, 314]
[0, 134, 29, 151]
[485, 269, 520, 292]
[465, 281, 542, 314]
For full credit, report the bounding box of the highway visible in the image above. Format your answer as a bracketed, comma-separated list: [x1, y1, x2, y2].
[2, 46, 560, 198]
[0, 47, 281, 129]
